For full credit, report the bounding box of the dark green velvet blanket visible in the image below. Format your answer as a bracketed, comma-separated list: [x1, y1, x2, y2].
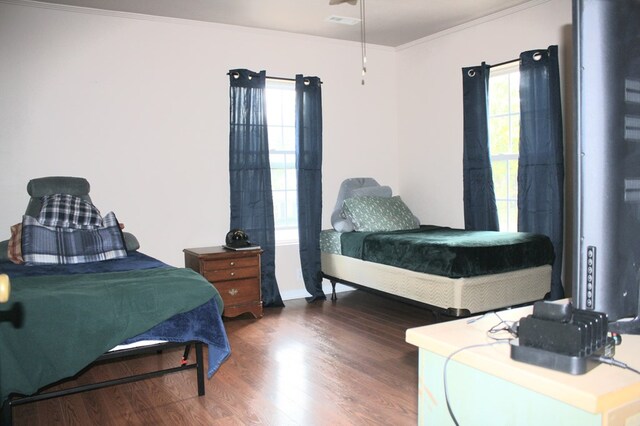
[0, 267, 217, 402]
[340, 225, 554, 278]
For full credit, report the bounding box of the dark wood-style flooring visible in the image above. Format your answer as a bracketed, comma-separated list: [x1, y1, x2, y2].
[12, 290, 438, 425]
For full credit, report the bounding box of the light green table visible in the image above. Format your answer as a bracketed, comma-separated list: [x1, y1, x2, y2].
[406, 304, 640, 425]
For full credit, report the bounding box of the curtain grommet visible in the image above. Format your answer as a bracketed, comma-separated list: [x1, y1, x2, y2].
[468, 69, 476, 77]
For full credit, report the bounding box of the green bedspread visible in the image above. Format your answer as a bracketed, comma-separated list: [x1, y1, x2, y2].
[340, 225, 554, 278]
[0, 267, 217, 402]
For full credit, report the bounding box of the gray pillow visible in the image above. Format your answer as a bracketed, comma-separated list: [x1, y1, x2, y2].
[350, 185, 392, 198]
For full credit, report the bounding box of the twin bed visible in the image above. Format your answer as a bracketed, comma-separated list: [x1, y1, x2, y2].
[0, 177, 231, 424]
[321, 178, 554, 316]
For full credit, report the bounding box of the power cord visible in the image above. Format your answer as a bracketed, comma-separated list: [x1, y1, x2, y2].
[443, 315, 513, 426]
[592, 355, 640, 375]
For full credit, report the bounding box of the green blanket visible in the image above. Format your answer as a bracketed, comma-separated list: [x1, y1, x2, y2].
[340, 225, 554, 278]
[0, 267, 216, 402]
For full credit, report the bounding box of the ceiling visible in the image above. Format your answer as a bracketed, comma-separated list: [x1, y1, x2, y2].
[33, 0, 537, 47]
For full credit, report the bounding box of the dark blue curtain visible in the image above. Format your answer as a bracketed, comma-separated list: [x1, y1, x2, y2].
[228, 69, 284, 307]
[518, 46, 565, 300]
[462, 63, 499, 231]
[295, 75, 325, 302]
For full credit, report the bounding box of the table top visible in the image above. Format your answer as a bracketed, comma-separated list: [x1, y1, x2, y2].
[406, 304, 640, 414]
[183, 246, 262, 256]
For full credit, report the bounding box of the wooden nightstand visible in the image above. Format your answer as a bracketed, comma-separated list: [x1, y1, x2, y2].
[183, 246, 263, 319]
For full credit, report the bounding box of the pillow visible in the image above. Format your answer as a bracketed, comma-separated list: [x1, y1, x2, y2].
[21, 211, 127, 265]
[350, 185, 393, 198]
[38, 194, 103, 229]
[342, 196, 420, 232]
[8, 223, 24, 264]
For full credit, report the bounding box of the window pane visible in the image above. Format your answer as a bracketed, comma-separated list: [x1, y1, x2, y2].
[489, 75, 509, 115]
[270, 164, 286, 191]
[492, 161, 508, 199]
[272, 191, 286, 226]
[269, 127, 284, 151]
[496, 200, 508, 232]
[282, 92, 296, 126]
[266, 90, 283, 124]
[266, 78, 298, 238]
[286, 168, 297, 191]
[489, 116, 510, 154]
[286, 191, 298, 226]
[282, 127, 295, 151]
[489, 64, 520, 232]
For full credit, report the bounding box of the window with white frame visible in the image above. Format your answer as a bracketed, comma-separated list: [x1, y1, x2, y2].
[488, 62, 520, 232]
[266, 79, 298, 243]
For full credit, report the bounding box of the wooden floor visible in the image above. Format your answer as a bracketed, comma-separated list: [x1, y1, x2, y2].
[11, 290, 438, 426]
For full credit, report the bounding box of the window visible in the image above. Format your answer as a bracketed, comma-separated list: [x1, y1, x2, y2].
[488, 63, 520, 232]
[266, 79, 298, 243]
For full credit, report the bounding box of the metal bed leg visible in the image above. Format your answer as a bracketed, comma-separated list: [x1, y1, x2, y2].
[330, 279, 337, 301]
[195, 342, 205, 396]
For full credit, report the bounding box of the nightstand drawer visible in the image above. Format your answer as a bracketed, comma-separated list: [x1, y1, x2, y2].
[204, 266, 258, 282]
[215, 279, 260, 306]
[202, 256, 259, 272]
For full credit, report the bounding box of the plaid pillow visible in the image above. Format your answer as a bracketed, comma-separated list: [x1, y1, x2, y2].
[22, 211, 127, 265]
[38, 194, 103, 229]
[8, 223, 24, 264]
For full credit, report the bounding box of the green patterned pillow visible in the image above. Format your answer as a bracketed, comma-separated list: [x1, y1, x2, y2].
[342, 196, 419, 232]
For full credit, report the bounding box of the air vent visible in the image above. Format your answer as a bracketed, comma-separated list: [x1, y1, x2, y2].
[326, 15, 360, 25]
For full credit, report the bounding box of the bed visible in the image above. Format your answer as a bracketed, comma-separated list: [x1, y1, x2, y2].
[322, 178, 554, 316]
[0, 177, 231, 425]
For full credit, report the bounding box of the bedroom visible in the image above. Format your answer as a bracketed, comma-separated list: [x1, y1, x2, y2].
[0, 0, 573, 299]
[0, 0, 575, 424]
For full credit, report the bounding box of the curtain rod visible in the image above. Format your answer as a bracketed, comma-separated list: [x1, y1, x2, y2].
[267, 76, 296, 82]
[226, 72, 322, 84]
[489, 58, 519, 69]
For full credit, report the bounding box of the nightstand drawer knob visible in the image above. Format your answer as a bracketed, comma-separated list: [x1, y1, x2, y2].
[230, 272, 235, 277]
[229, 261, 235, 266]
[228, 288, 239, 296]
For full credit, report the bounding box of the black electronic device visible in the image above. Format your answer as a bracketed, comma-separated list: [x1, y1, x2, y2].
[572, 0, 640, 334]
[511, 301, 615, 374]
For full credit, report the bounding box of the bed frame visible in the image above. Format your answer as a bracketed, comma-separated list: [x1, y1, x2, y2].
[322, 252, 551, 317]
[1, 340, 204, 425]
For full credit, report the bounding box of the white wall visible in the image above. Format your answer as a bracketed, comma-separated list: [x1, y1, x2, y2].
[0, 0, 399, 299]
